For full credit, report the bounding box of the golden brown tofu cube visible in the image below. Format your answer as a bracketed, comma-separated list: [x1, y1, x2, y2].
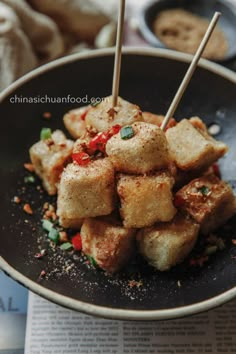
[106, 122, 170, 174]
[190, 116, 228, 155]
[117, 172, 176, 228]
[57, 158, 115, 227]
[85, 95, 143, 132]
[137, 213, 199, 271]
[143, 112, 176, 129]
[29, 130, 74, 195]
[175, 175, 236, 235]
[81, 216, 136, 273]
[166, 119, 228, 171]
[63, 105, 89, 139]
[59, 216, 83, 230]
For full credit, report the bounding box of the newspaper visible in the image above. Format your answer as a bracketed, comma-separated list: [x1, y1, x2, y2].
[0, 271, 28, 354]
[24, 291, 236, 354]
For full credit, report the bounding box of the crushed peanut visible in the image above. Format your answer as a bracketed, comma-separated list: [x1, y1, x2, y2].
[23, 203, 33, 215]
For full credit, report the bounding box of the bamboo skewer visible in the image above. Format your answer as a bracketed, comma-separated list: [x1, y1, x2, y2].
[161, 12, 221, 131]
[112, 0, 126, 108]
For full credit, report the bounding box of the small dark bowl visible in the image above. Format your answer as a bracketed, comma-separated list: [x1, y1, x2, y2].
[139, 0, 236, 61]
[0, 48, 236, 320]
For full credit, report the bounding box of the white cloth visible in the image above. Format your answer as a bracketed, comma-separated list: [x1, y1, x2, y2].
[0, 0, 117, 91]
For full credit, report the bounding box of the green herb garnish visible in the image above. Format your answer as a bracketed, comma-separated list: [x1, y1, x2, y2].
[60, 242, 73, 251]
[90, 99, 101, 107]
[120, 126, 134, 140]
[199, 186, 210, 196]
[42, 219, 53, 232]
[204, 245, 218, 256]
[40, 127, 52, 140]
[48, 228, 59, 244]
[24, 175, 35, 184]
[87, 255, 98, 267]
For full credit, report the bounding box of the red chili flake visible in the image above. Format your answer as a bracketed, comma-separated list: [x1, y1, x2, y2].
[43, 112, 52, 119]
[35, 249, 46, 259]
[81, 108, 90, 121]
[72, 233, 82, 251]
[88, 125, 121, 154]
[212, 163, 221, 179]
[232, 239, 236, 245]
[174, 195, 185, 208]
[24, 163, 35, 172]
[34, 253, 43, 259]
[13, 196, 21, 204]
[110, 124, 121, 135]
[72, 152, 90, 166]
[88, 132, 109, 153]
[23, 203, 33, 215]
[40, 270, 46, 277]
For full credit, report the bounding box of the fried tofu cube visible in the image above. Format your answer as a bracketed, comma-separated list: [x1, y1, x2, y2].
[117, 172, 176, 228]
[57, 158, 115, 227]
[166, 119, 228, 171]
[175, 175, 236, 235]
[85, 96, 143, 132]
[143, 112, 176, 129]
[59, 216, 83, 230]
[81, 216, 136, 273]
[137, 213, 199, 271]
[106, 122, 170, 174]
[29, 130, 74, 195]
[63, 105, 89, 139]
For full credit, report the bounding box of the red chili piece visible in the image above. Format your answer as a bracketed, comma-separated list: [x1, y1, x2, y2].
[88, 132, 109, 153]
[80, 108, 89, 121]
[174, 195, 185, 208]
[88, 125, 121, 153]
[72, 152, 90, 166]
[212, 163, 221, 179]
[72, 233, 82, 251]
[110, 124, 122, 135]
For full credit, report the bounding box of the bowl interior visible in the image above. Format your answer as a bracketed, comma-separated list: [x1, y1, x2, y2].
[0, 50, 236, 319]
[140, 0, 236, 61]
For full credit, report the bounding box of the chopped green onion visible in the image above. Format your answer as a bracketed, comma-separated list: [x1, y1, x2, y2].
[199, 186, 210, 196]
[120, 126, 134, 140]
[40, 127, 52, 140]
[205, 245, 218, 256]
[48, 228, 59, 244]
[60, 242, 73, 251]
[90, 99, 101, 107]
[42, 219, 53, 232]
[87, 255, 98, 267]
[24, 175, 35, 184]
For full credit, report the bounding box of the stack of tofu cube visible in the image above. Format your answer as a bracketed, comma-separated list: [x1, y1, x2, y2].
[30, 96, 236, 273]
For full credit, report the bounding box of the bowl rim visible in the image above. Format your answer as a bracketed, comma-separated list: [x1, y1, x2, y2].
[0, 47, 236, 320]
[138, 0, 236, 62]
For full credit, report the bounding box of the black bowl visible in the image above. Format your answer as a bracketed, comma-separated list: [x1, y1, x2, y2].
[0, 48, 236, 320]
[139, 0, 236, 61]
